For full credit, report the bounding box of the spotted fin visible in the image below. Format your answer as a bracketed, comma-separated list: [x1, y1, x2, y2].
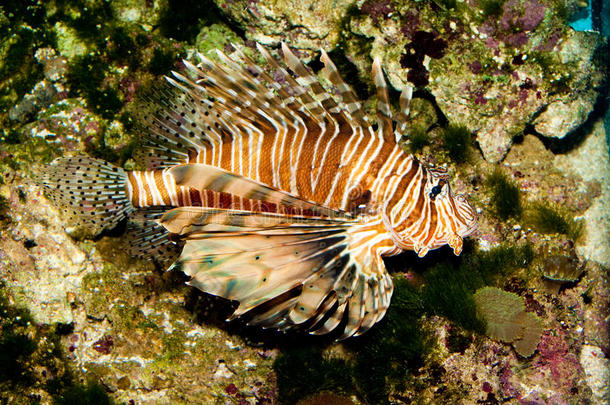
[125, 207, 182, 264]
[158, 206, 393, 338]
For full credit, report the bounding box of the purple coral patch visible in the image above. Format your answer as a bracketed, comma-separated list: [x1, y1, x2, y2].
[518, 0, 546, 31]
[400, 31, 447, 86]
[362, 0, 394, 24]
[500, 0, 545, 31]
[407, 67, 430, 87]
[535, 331, 583, 389]
[92, 335, 114, 354]
[474, 89, 488, 104]
[469, 61, 483, 74]
[400, 11, 420, 39]
[225, 383, 238, 395]
[505, 32, 529, 48]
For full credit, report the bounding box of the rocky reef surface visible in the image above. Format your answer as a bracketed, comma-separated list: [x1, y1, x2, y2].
[0, 0, 608, 404]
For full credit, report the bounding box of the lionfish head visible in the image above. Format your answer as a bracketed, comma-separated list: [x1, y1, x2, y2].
[383, 164, 477, 258]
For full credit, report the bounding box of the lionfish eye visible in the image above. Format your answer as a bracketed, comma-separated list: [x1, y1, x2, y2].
[429, 184, 443, 199]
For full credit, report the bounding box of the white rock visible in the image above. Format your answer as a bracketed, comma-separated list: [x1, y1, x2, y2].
[580, 345, 610, 402]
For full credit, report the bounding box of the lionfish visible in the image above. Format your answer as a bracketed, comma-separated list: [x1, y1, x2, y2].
[43, 43, 477, 339]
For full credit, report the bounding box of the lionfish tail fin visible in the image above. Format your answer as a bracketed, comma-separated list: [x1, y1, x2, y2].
[42, 156, 134, 234]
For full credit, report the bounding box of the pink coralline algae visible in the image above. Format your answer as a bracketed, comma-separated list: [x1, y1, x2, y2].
[469, 61, 483, 74]
[534, 331, 582, 390]
[480, 0, 547, 49]
[482, 381, 493, 393]
[225, 383, 238, 395]
[505, 32, 529, 48]
[500, 0, 547, 32]
[400, 11, 420, 39]
[499, 363, 520, 398]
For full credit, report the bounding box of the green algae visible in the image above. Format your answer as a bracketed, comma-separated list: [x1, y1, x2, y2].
[149, 48, 180, 76]
[273, 277, 427, 405]
[441, 124, 472, 164]
[106, 26, 138, 67]
[406, 124, 430, 153]
[0, 133, 61, 174]
[0, 295, 37, 386]
[195, 24, 243, 56]
[53, 382, 115, 405]
[350, 277, 427, 404]
[478, 0, 507, 18]
[158, 0, 228, 43]
[486, 169, 522, 220]
[67, 54, 123, 119]
[420, 243, 534, 333]
[525, 201, 584, 241]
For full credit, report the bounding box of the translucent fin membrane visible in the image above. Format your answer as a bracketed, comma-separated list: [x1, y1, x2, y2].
[42, 156, 134, 234]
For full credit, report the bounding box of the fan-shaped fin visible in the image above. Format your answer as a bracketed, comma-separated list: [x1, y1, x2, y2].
[286, 253, 349, 325]
[41, 156, 134, 234]
[158, 206, 393, 337]
[310, 301, 348, 335]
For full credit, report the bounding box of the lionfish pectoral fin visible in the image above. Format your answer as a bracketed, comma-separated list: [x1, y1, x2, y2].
[169, 163, 347, 218]
[41, 156, 134, 235]
[158, 207, 392, 337]
[125, 207, 181, 264]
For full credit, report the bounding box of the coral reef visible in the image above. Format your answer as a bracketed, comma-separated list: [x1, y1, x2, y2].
[0, 0, 608, 403]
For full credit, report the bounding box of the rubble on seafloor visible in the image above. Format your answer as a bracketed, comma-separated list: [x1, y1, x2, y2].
[0, 0, 608, 403]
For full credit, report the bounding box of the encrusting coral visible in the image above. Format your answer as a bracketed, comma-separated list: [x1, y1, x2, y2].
[474, 286, 544, 357]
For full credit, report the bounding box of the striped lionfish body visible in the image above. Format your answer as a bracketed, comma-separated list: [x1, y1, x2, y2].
[44, 43, 477, 339]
